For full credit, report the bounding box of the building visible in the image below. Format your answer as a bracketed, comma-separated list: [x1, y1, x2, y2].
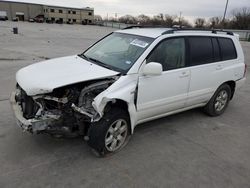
[43, 5, 94, 24]
[0, 0, 94, 24]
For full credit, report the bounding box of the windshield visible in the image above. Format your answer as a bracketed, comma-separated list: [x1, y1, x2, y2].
[81, 33, 154, 73]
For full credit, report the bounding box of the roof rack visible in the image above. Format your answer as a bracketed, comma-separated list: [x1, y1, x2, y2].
[122, 25, 234, 36]
[122, 25, 168, 30]
[162, 28, 234, 36]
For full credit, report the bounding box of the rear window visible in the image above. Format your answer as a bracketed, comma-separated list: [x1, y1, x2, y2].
[218, 38, 237, 61]
[189, 37, 213, 66]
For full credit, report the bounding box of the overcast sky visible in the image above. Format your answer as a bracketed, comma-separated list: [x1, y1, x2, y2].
[2, 0, 250, 21]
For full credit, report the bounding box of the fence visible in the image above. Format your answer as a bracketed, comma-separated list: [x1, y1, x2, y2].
[100, 22, 133, 29]
[100, 22, 250, 41]
[227, 30, 250, 41]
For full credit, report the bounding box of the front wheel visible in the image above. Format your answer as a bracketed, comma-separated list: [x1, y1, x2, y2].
[204, 84, 232, 116]
[87, 108, 131, 157]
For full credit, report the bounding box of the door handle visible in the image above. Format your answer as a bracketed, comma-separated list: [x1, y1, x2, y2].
[179, 71, 189, 78]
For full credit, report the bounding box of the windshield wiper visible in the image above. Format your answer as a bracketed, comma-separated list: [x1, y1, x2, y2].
[78, 54, 90, 61]
[79, 54, 124, 73]
[88, 57, 114, 71]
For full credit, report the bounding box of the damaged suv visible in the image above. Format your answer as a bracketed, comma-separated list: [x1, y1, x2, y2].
[11, 27, 246, 156]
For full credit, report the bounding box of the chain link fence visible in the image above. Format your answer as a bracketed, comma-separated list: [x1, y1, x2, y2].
[100, 22, 250, 41]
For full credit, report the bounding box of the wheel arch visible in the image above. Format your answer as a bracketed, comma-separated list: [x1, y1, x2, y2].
[104, 99, 134, 134]
[222, 80, 236, 100]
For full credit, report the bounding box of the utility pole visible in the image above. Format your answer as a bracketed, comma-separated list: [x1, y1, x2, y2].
[222, 0, 229, 28]
[179, 12, 182, 28]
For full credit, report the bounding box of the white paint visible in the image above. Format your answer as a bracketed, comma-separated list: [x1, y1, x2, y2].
[15, 29, 246, 134]
[116, 28, 171, 38]
[16, 55, 119, 96]
[142, 62, 163, 76]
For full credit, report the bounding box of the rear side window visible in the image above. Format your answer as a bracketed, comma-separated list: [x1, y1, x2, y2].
[189, 37, 213, 66]
[218, 38, 237, 60]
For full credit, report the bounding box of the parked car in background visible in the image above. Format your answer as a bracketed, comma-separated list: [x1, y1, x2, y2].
[0, 16, 8, 21]
[66, 20, 73, 24]
[10, 27, 246, 157]
[34, 15, 44, 23]
[28, 18, 35, 22]
[12, 17, 18, 22]
[0, 11, 8, 21]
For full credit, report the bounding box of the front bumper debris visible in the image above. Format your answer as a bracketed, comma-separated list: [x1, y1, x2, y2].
[10, 91, 60, 133]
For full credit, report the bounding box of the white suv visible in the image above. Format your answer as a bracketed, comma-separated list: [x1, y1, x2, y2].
[10, 27, 247, 156]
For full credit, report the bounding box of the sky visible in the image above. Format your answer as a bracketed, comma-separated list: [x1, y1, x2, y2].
[2, 0, 250, 22]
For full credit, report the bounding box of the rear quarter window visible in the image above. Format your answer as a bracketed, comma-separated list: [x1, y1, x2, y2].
[218, 38, 237, 61]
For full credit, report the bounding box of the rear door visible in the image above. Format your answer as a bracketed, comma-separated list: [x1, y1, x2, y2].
[186, 36, 237, 106]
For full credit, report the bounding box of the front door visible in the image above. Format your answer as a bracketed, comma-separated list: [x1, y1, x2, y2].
[136, 37, 190, 121]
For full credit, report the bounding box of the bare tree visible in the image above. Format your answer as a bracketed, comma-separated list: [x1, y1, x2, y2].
[137, 14, 150, 25]
[177, 18, 192, 28]
[231, 7, 250, 29]
[195, 18, 206, 28]
[150, 13, 165, 25]
[164, 14, 177, 27]
[94, 15, 103, 22]
[119, 15, 137, 24]
[208, 17, 222, 28]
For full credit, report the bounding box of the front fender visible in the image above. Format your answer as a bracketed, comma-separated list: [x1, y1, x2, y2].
[92, 75, 138, 133]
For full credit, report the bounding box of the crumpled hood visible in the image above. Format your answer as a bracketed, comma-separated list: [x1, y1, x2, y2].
[16, 55, 119, 96]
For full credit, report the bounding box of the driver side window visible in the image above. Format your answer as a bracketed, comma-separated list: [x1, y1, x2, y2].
[147, 38, 186, 71]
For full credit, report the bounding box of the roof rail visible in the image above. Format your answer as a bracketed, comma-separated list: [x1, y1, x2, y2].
[122, 26, 234, 36]
[122, 25, 169, 30]
[122, 25, 144, 30]
[162, 28, 234, 36]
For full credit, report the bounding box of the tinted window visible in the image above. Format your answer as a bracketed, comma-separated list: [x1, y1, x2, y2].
[147, 38, 186, 71]
[212, 38, 221, 62]
[218, 38, 237, 60]
[189, 37, 213, 66]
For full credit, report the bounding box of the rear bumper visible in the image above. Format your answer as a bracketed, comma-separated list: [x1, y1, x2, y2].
[10, 91, 60, 133]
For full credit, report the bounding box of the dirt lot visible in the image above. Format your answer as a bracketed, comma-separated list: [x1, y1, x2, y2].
[0, 21, 250, 188]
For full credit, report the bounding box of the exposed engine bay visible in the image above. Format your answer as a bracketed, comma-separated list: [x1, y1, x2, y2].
[14, 77, 118, 137]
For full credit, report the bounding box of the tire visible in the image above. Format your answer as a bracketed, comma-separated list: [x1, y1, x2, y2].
[87, 107, 131, 157]
[204, 84, 232, 117]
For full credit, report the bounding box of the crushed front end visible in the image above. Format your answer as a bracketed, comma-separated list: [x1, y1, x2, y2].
[10, 79, 116, 137]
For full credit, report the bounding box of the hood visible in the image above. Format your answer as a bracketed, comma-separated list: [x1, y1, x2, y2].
[16, 55, 119, 96]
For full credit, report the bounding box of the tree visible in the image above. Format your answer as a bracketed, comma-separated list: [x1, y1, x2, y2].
[94, 15, 102, 22]
[208, 17, 222, 29]
[195, 18, 206, 28]
[178, 18, 192, 28]
[137, 14, 150, 25]
[151, 13, 165, 25]
[118, 15, 137, 24]
[231, 7, 250, 29]
[164, 14, 177, 27]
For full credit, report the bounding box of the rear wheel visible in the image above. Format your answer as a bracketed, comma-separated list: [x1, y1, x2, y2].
[204, 84, 231, 116]
[87, 107, 131, 157]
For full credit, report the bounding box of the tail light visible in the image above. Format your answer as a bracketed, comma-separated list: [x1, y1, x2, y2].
[244, 64, 247, 77]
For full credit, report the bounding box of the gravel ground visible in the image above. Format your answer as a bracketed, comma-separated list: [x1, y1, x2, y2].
[0, 21, 250, 188]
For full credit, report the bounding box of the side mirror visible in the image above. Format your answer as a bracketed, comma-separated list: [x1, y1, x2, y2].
[142, 62, 163, 76]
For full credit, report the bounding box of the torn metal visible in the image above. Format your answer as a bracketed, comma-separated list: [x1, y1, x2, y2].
[11, 78, 117, 136]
